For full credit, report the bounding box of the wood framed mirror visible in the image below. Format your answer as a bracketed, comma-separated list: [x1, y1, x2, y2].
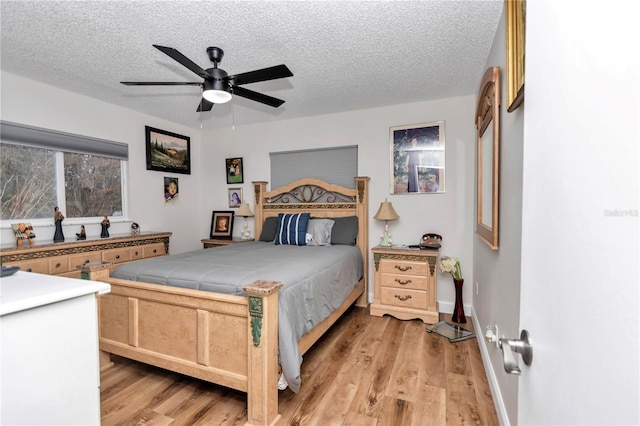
[476, 67, 500, 249]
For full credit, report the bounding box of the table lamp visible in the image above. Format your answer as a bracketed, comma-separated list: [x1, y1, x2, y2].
[373, 198, 399, 247]
[237, 202, 254, 240]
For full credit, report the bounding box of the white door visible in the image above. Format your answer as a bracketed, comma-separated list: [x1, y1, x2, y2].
[517, 1, 639, 424]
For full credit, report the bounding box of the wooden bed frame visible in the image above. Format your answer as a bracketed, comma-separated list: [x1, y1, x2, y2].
[93, 177, 370, 426]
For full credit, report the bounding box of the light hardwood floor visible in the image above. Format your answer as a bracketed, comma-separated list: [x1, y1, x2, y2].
[100, 307, 498, 425]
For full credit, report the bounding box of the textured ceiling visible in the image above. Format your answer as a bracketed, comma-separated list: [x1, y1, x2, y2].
[1, 1, 503, 130]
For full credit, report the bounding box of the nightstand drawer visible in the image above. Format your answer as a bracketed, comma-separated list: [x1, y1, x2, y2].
[130, 246, 144, 260]
[380, 287, 427, 310]
[380, 273, 427, 290]
[379, 259, 429, 276]
[4, 258, 49, 274]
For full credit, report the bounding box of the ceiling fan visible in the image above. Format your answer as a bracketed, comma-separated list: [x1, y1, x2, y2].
[121, 45, 293, 112]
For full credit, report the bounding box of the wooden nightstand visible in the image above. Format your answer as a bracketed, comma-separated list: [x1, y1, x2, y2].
[370, 245, 439, 324]
[201, 238, 254, 248]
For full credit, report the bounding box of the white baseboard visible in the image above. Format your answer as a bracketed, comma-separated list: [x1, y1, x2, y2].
[470, 306, 510, 426]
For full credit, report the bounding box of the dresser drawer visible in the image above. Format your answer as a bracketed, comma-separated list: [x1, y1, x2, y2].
[379, 259, 429, 276]
[48, 257, 70, 274]
[143, 243, 165, 258]
[4, 258, 49, 274]
[130, 246, 144, 260]
[102, 248, 131, 264]
[380, 273, 428, 291]
[68, 252, 103, 269]
[380, 287, 427, 310]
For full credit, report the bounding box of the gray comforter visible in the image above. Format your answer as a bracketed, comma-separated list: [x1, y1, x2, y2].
[111, 241, 363, 392]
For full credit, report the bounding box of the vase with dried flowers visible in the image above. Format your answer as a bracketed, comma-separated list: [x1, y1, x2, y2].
[439, 256, 466, 323]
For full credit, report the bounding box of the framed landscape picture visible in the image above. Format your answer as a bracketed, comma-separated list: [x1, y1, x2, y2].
[145, 126, 191, 174]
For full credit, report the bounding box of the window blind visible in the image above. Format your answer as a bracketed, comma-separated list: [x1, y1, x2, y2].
[0, 121, 128, 160]
[270, 145, 358, 189]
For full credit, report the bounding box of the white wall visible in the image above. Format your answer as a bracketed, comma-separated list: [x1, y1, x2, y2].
[472, 7, 523, 425]
[200, 97, 476, 307]
[1, 70, 479, 314]
[0, 72, 203, 254]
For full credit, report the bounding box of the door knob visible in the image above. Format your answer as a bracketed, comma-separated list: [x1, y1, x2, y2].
[498, 330, 532, 375]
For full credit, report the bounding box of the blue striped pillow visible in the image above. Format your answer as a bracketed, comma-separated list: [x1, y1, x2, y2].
[275, 213, 311, 246]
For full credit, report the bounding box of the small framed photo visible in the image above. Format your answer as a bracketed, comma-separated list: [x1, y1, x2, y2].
[226, 157, 244, 184]
[228, 188, 243, 208]
[210, 211, 234, 239]
[145, 126, 191, 174]
[390, 121, 445, 194]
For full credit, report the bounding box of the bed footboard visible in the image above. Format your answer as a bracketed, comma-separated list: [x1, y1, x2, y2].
[96, 274, 283, 426]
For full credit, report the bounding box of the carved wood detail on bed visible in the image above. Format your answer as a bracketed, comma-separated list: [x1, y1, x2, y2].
[96, 177, 370, 426]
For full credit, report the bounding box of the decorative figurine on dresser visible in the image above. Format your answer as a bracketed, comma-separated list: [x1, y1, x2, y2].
[76, 225, 87, 240]
[100, 216, 110, 238]
[13, 222, 36, 247]
[370, 243, 440, 324]
[53, 206, 65, 242]
[131, 222, 140, 236]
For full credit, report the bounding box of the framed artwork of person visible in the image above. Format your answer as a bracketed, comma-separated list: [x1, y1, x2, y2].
[389, 121, 445, 194]
[228, 188, 243, 208]
[210, 211, 234, 239]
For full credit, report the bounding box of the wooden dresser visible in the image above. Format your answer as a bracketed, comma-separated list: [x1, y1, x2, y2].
[370, 245, 439, 324]
[0, 232, 171, 278]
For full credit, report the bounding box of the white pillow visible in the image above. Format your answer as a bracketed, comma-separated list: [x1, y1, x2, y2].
[306, 218, 335, 246]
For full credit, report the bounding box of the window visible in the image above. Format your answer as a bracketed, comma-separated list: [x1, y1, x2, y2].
[0, 121, 128, 221]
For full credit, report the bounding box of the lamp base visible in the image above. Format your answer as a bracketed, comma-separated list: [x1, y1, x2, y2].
[380, 229, 393, 247]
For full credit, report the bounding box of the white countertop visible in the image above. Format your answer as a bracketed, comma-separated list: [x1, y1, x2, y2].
[0, 271, 110, 316]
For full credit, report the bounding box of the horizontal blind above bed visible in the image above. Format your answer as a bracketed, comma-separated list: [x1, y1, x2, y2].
[270, 145, 358, 189]
[0, 121, 128, 160]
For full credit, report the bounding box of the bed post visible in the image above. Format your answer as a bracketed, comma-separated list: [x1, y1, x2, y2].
[242, 280, 283, 426]
[253, 181, 268, 242]
[355, 176, 370, 307]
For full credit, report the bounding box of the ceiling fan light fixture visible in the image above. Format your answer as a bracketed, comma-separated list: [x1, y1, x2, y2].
[203, 79, 232, 104]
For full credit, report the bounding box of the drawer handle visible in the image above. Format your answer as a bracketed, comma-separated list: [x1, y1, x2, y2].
[153, 249, 157, 253]
[395, 265, 412, 272]
[395, 294, 412, 301]
[26, 268, 33, 272]
[55, 262, 61, 268]
[395, 278, 412, 285]
[115, 255, 120, 259]
[84, 259, 90, 264]
[134, 251, 139, 256]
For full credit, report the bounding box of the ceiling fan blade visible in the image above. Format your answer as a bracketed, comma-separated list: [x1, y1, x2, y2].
[197, 98, 214, 112]
[121, 82, 202, 86]
[229, 65, 293, 86]
[233, 86, 285, 108]
[153, 45, 211, 79]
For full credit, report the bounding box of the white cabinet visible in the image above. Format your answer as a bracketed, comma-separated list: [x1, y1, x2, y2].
[0, 272, 110, 425]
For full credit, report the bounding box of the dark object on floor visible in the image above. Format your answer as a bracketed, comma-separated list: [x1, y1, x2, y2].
[1, 265, 20, 277]
[426, 321, 476, 343]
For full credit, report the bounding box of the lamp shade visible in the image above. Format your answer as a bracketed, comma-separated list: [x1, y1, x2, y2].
[374, 199, 399, 221]
[237, 202, 254, 217]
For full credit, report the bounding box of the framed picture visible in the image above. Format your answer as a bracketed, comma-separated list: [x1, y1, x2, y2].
[145, 126, 191, 174]
[210, 211, 234, 239]
[228, 188, 243, 208]
[389, 121, 445, 194]
[506, 0, 525, 112]
[226, 157, 244, 184]
[164, 176, 179, 204]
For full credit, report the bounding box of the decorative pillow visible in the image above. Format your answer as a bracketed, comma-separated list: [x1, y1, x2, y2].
[331, 216, 358, 245]
[259, 217, 279, 242]
[275, 213, 311, 246]
[306, 218, 335, 246]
